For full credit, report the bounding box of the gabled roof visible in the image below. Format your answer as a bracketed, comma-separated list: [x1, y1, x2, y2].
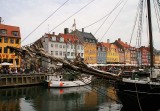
[0, 24, 21, 38]
[59, 33, 79, 44]
[115, 38, 131, 48]
[101, 42, 111, 48]
[71, 29, 97, 43]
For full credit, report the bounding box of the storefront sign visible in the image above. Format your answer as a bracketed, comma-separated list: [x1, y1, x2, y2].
[0, 54, 15, 58]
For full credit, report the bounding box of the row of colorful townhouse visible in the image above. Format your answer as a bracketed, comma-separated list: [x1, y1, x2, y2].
[40, 28, 160, 69]
[1, 22, 160, 69]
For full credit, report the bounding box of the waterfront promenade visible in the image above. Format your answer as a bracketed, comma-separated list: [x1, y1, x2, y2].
[0, 73, 47, 88]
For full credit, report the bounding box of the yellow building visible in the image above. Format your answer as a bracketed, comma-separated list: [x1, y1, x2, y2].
[84, 42, 97, 64]
[155, 52, 160, 67]
[102, 42, 119, 63]
[73, 29, 97, 64]
[0, 24, 21, 67]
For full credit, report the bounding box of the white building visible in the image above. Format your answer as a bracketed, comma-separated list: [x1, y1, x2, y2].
[41, 29, 84, 68]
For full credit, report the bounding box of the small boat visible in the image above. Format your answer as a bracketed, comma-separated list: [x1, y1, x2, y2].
[46, 74, 92, 88]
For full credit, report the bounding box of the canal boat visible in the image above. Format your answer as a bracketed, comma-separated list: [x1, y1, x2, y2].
[46, 74, 92, 88]
[116, 0, 160, 110]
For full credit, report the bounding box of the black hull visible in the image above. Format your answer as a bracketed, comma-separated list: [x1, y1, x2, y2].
[116, 81, 160, 111]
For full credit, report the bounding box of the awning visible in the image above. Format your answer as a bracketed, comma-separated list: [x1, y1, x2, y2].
[0, 62, 13, 66]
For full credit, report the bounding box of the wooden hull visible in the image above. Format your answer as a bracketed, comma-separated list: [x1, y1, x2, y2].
[116, 79, 160, 111]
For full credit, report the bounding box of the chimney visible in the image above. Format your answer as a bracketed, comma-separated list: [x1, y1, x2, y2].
[118, 38, 121, 41]
[0, 17, 1, 24]
[125, 42, 127, 44]
[52, 32, 55, 35]
[82, 28, 84, 33]
[107, 39, 110, 43]
[64, 28, 69, 34]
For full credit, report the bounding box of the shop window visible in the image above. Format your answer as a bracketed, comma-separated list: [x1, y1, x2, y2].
[15, 59, 19, 65]
[8, 59, 13, 63]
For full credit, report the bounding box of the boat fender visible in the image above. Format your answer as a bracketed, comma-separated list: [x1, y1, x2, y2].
[48, 80, 51, 87]
[60, 82, 63, 86]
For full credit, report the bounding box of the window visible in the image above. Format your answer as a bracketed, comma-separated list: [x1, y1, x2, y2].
[8, 59, 13, 63]
[51, 51, 53, 55]
[4, 37, 8, 43]
[55, 44, 58, 48]
[59, 45, 62, 48]
[77, 45, 80, 50]
[0, 37, 2, 43]
[63, 45, 66, 48]
[63, 52, 66, 56]
[51, 44, 53, 47]
[12, 31, 19, 36]
[81, 46, 83, 50]
[0, 47, 2, 53]
[3, 59, 8, 62]
[71, 45, 73, 49]
[81, 53, 83, 57]
[0, 29, 7, 34]
[4, 47, 8, 53]
[10, 49, 14, 53]
[15, 59, 19, 65]
[67, 52, 70, 56]
[71, 52, 74, 56]
[59, 51, 62, 56]
[10, 38, 14, 44]
[67, 44, 69, 48]
[15, 38, 19, 44]
[55, 51, 58, 56]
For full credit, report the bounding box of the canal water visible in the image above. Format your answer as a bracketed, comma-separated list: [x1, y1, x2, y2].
[0, 80, 123, 111]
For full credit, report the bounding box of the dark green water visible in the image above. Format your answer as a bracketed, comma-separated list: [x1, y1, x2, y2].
[0, 82, 122, 111]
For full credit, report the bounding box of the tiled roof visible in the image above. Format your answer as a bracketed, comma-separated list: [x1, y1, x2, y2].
[0, 24, 21, 38]
[60, 33, 79, 43]
[116, 40, 131, 48]
[101, 42, 111, 48]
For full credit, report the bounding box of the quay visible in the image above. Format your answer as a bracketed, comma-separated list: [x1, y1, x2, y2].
[0, 73, 48, 88]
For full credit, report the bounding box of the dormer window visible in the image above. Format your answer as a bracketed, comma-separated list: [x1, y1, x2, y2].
[0, 29, 7, 35]
[51, 36, 56, 41]
[60, 37, 64, 42]
[12, 31, 19, 36]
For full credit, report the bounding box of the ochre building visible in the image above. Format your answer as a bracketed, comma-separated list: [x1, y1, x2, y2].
[0, 24, 21, 67]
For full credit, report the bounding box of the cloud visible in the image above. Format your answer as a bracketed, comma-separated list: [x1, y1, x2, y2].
[0, 0, 159, 49]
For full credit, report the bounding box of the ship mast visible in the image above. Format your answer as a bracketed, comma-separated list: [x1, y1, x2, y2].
[147, 0, 154, 68]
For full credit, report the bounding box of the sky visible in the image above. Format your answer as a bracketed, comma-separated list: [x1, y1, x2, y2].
[0, 0, 160, 49]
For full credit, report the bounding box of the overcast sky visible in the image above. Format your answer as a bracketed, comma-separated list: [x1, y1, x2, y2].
[0, 0, 160, 49]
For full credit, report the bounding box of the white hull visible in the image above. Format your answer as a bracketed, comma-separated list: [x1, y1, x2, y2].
[46, 74, 92, 88]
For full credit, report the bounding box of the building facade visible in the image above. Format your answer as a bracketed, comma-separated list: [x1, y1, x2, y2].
[73, 29, 97, 64]
[97, 42, 106, 64]
[0, 24, 21, 67]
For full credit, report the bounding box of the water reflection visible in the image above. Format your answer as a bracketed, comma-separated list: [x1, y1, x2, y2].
[0, 83, 122, 111]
